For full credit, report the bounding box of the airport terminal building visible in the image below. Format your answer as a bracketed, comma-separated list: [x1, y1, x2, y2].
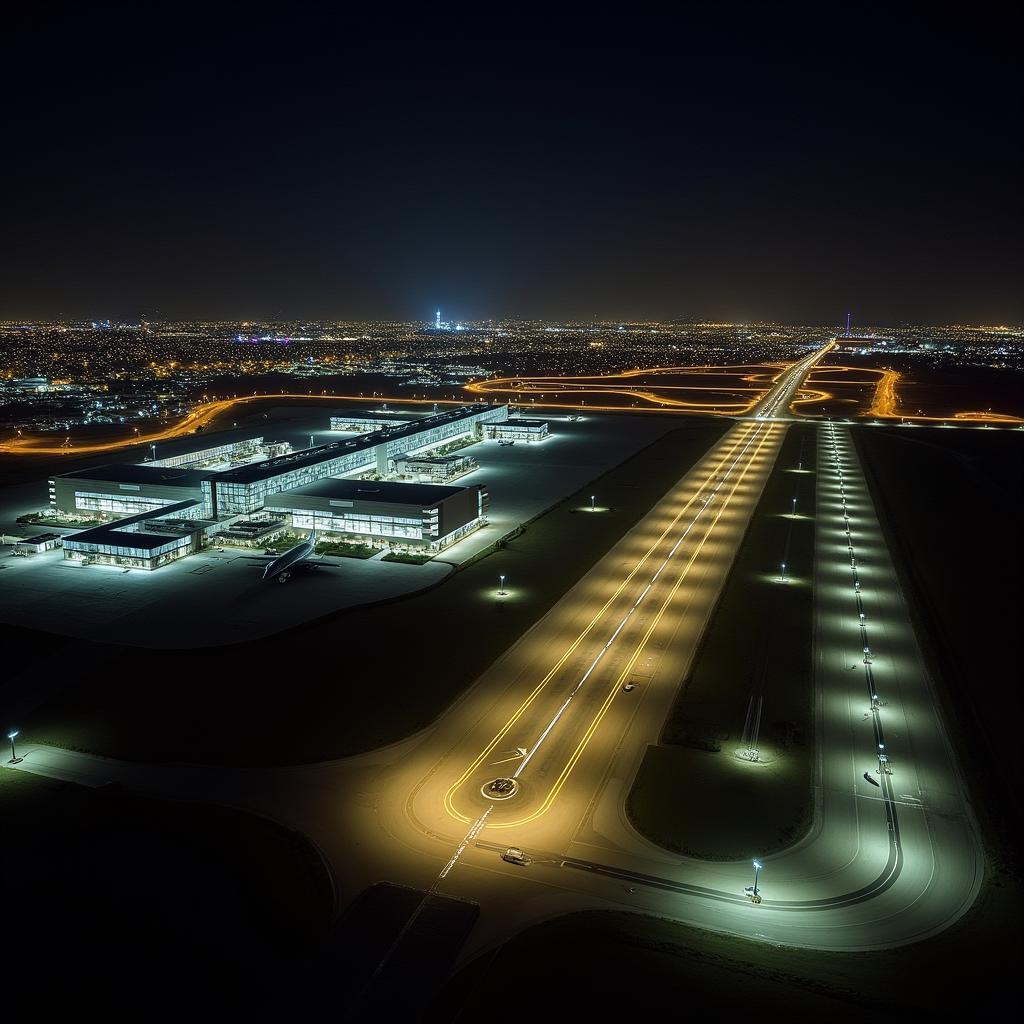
[202, 403, 505, 516]
[50, 464, 212, 519]
[265, 479, 488, 550]
[484, 418, 549, 441]
[48, 403, 507, 568]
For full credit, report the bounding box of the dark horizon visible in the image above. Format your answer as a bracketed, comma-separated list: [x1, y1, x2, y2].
[3, 10, 1020, 325]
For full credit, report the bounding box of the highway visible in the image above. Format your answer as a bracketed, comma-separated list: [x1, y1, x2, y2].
[1, 337, 985, 981]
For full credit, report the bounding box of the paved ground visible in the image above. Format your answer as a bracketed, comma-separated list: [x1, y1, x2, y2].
[0, 353, 985, 976]
[0, 408, 680, 647]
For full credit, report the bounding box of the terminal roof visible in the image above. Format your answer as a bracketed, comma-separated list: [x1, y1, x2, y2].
[64, 499, 206, 550]
[269, 478, 469, 507]
[215, 404, 498, 485]
[57, 463, 214, 487]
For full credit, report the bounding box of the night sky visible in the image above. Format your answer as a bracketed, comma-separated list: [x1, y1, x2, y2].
[3, 9, 1020, 324]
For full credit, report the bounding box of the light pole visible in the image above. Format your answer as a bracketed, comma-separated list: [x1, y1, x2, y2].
[498, 574, 506, 596]
[7, 729, 21, 764]
[791, 496, 797, 515]
[150, 443, 156, 462]
[752, 859, 762, 902]
[591, 495, 596, 510]
[779, 562, 787, 582]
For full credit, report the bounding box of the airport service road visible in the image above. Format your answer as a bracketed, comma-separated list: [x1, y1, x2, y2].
[422, 419, 983, 959]
[3, 342, 984, 957]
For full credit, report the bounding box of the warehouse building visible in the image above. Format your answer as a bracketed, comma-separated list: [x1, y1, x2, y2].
[265, 479, 488, 550]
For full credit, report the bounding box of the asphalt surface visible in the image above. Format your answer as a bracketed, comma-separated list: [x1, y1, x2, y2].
[2, 341, 984, 969]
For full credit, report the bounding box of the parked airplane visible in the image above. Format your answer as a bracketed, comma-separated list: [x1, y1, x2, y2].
[247, 532, 325, 583]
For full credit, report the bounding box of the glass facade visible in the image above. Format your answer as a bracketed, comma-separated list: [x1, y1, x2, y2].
[290, 509, 424, 540]
[208, 405, 508, 516]
[64, 532, 191, 569]
[74, 490, 178, 516]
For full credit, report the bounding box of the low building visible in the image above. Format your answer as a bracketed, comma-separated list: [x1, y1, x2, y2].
[265, 479, 488, 550]
[14, 533, 63, 554]
[484, 418, 549, 441]
[393, 454, 477, 482]
[62, 499, 217, 570]
[216, 516, 288, 548]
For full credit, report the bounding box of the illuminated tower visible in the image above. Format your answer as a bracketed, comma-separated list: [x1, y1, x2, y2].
[435, 309, 441, 330]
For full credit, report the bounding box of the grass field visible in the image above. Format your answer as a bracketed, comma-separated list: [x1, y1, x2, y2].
[10, 418, 727, 766]
[381, 550, 433, 564]
[627, 425, 816, 858]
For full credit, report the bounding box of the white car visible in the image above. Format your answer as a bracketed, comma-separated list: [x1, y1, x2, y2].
[502, 847, 529, 866]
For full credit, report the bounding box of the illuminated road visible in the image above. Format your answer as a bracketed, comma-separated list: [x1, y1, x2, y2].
[0, 392, 477, 456]
[3, 356, 1018, 458]
[465, 361, 834, 415]
[1, 338, 985, 970]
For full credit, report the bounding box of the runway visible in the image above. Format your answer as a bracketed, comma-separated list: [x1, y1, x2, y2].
[2, 338, 985, 966]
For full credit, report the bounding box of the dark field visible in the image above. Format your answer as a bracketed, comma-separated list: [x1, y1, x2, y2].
[854, 425, 1024, 823]
[806, 353, 1024, 420]
[432, 887, 1020, 1020]
[0, 771, 334, 1016]
[628, 425, 816, 858]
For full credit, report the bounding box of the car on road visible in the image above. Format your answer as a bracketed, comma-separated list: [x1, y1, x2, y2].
[502, 847, 529, 865]
[622, 682, 636, 692]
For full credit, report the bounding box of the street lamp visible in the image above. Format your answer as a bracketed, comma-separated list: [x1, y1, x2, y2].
[779, 562, 787, 582]
[150, 443, 156, 461]
[498, 574, 506, 596]
[591, 495, 596, 510]
[791, 496, 797, 514]
[752, 859, 763, 901]
[7, 729, 21, 764]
